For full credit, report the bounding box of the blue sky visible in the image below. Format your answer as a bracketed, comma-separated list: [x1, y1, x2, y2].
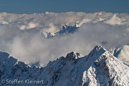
[0, 0, 129, 14]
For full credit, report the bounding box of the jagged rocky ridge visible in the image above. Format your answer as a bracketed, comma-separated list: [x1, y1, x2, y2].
[42, 24, 79, 38]
[0, 45, 129, 86]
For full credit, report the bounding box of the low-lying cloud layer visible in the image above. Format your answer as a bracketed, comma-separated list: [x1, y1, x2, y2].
[0, 12, 129, 66]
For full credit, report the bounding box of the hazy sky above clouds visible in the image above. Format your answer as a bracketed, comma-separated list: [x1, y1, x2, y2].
[0, 0, 129, 14]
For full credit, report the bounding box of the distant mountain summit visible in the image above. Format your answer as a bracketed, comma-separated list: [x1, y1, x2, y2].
[104, 14, 124, 25]
[0, 45, 129, 86]
[42, 25, 79, 38]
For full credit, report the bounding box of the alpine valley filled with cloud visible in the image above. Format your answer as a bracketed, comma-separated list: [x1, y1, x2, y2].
[0, 12, 129, 86]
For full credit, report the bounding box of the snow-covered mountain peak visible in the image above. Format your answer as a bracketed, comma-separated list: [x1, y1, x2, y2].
[66, 51, 80, 60]
[104, 14, 125, 25]
[94, 50, 129, 85]
[87, 45, 106, 58]
[85, 45, 113, 68]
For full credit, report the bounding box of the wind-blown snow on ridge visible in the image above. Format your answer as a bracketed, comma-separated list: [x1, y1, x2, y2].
[0, 45, 129, 86]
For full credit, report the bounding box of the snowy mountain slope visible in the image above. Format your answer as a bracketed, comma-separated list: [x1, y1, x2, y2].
[0, 52, 43, 86]
[112, 45, 129, 65]
[0, 45, 129, 86]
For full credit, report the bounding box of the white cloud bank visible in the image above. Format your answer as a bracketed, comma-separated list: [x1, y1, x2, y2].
[0, 12, 129, 66]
